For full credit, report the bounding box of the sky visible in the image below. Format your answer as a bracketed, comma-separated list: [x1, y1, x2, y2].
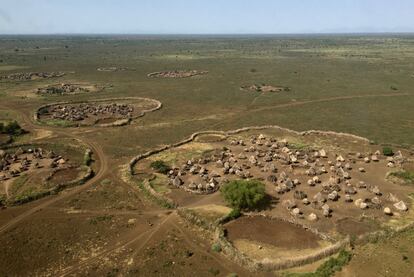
[0, 0, 414, 34]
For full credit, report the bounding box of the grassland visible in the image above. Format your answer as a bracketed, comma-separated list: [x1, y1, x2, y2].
[0, 34, 414, 276]
[1, 35, 414, 150]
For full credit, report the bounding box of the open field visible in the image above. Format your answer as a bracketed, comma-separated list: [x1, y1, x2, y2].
[0, 34, 414, 276]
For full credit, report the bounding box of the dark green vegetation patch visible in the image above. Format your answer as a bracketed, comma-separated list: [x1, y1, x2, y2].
[150, 160, 171, 174]
[220, 180, 266, 211]
[382, 146, 394, 157]
[0, 121, 24, 136]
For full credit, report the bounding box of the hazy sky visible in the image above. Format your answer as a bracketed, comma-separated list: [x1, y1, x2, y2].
[1, 0, 414, 34]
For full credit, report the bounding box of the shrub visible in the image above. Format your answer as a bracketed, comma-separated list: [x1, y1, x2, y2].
[286, 249, 352, 277]
[227, 208, 241, 220]
[220, 180, 266, 211]
[150, 160, 171, 174]
[208, 268, 220, 276]
[219, 208, 241, 224]
[0, 121, 23, 136]
[382, 147, 394, 156]
[0, 194, 5, 207]
[314, 250, 352, 277]
[211, 243, 222, 252]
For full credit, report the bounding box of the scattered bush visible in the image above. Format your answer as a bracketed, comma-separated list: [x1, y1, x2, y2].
[382, 147, 394, 156]
[220, 180, 266, 211]
[150, 160, 171, 174]
[89, 215, 113, 225]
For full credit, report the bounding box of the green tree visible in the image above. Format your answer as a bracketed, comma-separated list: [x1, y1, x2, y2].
[220, 180, 266, 210]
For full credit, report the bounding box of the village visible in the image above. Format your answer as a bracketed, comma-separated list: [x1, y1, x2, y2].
[241, 84, 290, 93]
[0, 145, 82, 207]
[40, 103, 134, 122]
[36, 83, 98, 95]
[148, 70, 208, 78]
[165, 133, 409, 222]
[0, 147, 65, 180]
[97, 67, 133, 72]
[0, 72, 65, 81]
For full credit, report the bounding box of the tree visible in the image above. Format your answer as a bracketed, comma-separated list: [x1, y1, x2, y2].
[220, 180, 266, 211]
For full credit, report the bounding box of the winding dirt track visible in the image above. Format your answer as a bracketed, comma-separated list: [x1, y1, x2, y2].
[57, 213, 173, 277]
[0, 103, 108, 235]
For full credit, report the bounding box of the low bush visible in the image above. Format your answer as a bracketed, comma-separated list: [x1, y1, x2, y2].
[211, 243, 222, 252]
[150, 160, 171, 174]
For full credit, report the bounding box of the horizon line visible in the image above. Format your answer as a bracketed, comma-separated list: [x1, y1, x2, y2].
[1, 31, 414, 37]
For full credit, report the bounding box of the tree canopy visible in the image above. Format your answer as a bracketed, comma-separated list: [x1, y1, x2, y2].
[220, 179, 266, 211]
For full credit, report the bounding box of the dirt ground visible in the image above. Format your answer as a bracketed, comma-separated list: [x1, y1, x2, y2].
[225, 216, 321, 249]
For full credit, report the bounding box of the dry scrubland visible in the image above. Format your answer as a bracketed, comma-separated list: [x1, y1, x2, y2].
[0, 35, 414, 276]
